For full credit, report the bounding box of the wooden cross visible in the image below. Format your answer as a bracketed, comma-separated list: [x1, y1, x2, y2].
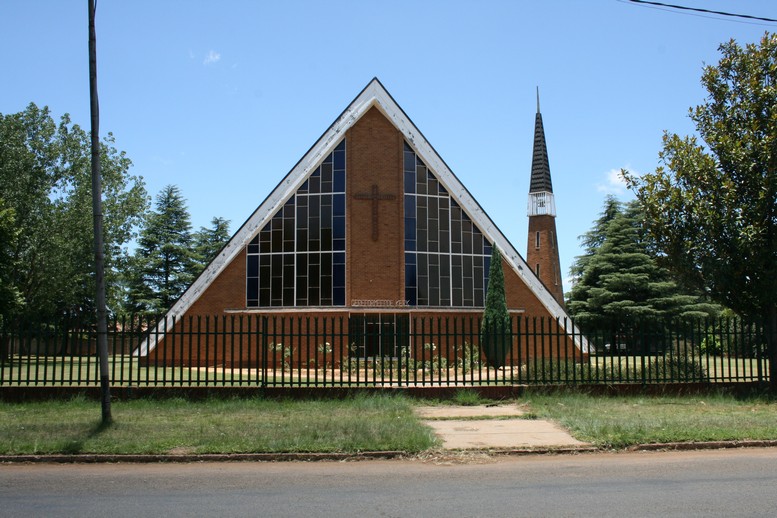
[353, 184, 396, 241]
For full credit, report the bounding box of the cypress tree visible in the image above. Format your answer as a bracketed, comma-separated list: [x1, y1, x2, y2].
[481, 245, 510, 368]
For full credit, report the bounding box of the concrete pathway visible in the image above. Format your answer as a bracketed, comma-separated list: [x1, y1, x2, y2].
[416, 404, 590, 450]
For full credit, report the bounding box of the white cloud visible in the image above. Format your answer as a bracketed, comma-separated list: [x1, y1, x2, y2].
[203, 50, 221, 65]
[596, 168, 630, 195]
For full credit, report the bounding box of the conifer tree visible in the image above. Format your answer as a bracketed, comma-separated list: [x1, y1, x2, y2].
[568, 199, 719, 337]
[481, 245, 510, 368]
[191, 216, 231, 276]
[569, 195, 621, 288]
[126, 185, 195, 313]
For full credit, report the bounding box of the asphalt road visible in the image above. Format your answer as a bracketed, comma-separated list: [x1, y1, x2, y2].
[2, 448, 777, 517]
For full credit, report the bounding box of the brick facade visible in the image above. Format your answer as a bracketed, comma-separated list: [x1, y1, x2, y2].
[146, 93, 581, 367]
[526, 214, 565, 306]
[346, 106, 405, 303]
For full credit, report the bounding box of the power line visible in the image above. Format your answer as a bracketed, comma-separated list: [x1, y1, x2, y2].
[626, 0, 777, 23]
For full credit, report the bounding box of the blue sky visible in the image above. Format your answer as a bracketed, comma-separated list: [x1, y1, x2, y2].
[2, 0, 776, 291]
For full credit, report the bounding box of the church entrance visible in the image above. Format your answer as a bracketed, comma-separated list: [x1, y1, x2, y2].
[349, 314, 409, 359]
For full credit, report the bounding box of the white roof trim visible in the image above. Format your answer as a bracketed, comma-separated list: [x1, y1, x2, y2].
[137, 78, 587, 356]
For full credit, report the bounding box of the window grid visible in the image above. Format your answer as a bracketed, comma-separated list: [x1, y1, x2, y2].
[403, 142, 491, 307]
[246, 140, 346, 307]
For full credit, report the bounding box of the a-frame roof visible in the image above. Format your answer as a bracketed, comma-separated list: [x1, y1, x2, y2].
[139, 78, 583, 355]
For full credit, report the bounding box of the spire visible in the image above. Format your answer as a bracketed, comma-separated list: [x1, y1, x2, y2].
[529, 88, 553, 194]
[536, 86, 540, 114]
[526, 89, 564, 306]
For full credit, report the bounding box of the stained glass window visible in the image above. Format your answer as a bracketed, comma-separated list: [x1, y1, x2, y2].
[403, 142, 491, 307]
[246, 140, 346, 307]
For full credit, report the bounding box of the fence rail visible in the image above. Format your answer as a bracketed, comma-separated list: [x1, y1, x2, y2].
[0, 315, 770, 387]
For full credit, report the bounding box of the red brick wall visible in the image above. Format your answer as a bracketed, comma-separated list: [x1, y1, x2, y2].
[346, 106, 404, 303]
[526, 214, 565, 306]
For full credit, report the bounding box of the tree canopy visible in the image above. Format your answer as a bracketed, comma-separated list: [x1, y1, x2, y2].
[567, 197, 719, 332]
[0, 103, 147, 321]
[0, 199, 21, 324]
[625, 33, 777, 386]
[627, 33, 777, 324]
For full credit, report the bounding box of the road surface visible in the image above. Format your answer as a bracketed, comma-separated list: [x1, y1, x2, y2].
[1, 448, 776, 517]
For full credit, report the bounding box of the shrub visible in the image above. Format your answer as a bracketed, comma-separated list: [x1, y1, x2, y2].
[522, 358, 604, 384]
[649, 348, 708, 382]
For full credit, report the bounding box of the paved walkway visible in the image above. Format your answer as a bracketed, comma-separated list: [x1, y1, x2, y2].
[416, 404, 590, 450]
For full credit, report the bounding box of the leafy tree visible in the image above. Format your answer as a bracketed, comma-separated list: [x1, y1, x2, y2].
[0, 104, 147, 322]
[0, 199, 21, 324]
[481, 246, 510, 368]
[126, 185, 196, 313]
[568, 199, 718, 339]
[625, 33, 777, 387]
[191, 216, 231, 276]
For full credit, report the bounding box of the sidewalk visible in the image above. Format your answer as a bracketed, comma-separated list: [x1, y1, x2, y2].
[416, 404, 592, 451]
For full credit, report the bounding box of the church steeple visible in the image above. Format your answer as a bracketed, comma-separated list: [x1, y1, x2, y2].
[528, 87, 555, 215]
[530, 89, 554, 196]
[527, 89, 565, 306]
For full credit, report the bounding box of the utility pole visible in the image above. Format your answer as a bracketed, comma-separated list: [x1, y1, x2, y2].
[88, 0, 111, 423]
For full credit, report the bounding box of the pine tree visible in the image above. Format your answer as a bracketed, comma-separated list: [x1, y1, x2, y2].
[569, 195, 621, 288]
[126, 185, 195, 313]
[481, 246, 510, 368]
[568, 199, 719, 336]
[191, 216, 230, 276]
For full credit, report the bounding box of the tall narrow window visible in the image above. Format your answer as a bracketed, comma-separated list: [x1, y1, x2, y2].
[535, 264, 540, 276]
[246, 139, 346, 307]
[403, 142, 490, 307]
[535, 231, 541, 249]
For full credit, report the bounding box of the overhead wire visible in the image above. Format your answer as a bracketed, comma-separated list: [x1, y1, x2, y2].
[624, 0, 777, 24]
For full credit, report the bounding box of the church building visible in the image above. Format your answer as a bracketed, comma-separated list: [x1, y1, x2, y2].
[140, 78, 583, 366]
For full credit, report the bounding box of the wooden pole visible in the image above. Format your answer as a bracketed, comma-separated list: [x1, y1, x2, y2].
[88, 0, 111, 423]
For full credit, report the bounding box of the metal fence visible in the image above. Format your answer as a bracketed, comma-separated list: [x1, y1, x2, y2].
[0, 315, 770, 387]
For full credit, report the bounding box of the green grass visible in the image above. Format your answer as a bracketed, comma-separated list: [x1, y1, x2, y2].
[527, 390, 777, 448]
[0, 394, 439, 455]
[3, 391, 777, 455]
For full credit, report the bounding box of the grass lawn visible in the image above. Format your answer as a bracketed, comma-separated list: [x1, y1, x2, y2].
[527, 391, 777, 448]
[0, 394, 439, 455]
[2, 391, 777, 455]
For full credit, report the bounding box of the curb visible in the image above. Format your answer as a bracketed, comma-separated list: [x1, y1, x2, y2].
[0, 451, 407, 464]
[3, 441, 776, 464]
[627, 439, 777, 452]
